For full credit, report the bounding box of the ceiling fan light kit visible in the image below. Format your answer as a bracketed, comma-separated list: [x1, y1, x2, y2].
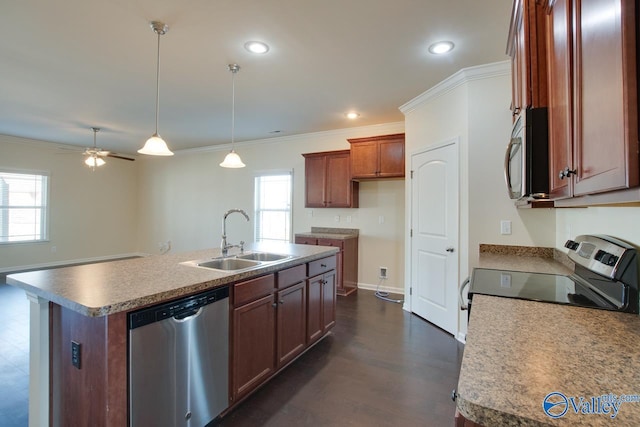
[138, 21, 174, 156]
[220, 63, 246, 168]
[84, 127, 107, 171]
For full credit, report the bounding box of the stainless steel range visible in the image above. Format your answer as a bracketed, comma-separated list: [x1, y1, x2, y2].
[466, 235, 639, 316]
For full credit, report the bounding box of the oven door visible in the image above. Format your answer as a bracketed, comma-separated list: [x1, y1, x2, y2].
[505, 114, 524, 199]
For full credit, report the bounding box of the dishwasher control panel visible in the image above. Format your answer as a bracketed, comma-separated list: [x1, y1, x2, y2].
[129, 286, 229, 329]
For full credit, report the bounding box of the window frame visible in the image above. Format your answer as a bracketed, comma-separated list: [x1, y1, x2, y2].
[253, 169, 293, 244]
[0, 168, 50, 245]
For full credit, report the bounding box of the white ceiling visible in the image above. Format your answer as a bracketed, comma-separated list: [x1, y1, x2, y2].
[1, 0, 512, 155]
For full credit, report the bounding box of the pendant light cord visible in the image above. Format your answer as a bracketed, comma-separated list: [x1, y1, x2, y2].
[231, 67, 236, 148]
[154, 31, 161, 135]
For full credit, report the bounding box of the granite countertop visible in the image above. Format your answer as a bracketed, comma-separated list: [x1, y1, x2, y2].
[6, 242, 338, 317]
[295, 227, 359, 240]
[458, 244, 640, 425]
[457, 295, 640, 426]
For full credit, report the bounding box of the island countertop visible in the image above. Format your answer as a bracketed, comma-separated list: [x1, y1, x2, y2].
[457, 294, 640, 426]
[6, 242, 338, 317]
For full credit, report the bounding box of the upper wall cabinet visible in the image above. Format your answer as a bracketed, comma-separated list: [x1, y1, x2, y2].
[544, 0, 639, 204]
[347, 133, 405, 179]
[507, 0, 548, 118]
[302, 150, 359, 208]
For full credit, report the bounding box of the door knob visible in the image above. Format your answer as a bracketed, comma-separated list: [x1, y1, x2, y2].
[446, 247, 454, 253]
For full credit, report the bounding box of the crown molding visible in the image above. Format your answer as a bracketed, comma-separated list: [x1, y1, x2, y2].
[399, 60, 511, 115]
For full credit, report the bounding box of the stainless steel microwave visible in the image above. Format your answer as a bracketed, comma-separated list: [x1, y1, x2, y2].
[504, 107, 549, 200]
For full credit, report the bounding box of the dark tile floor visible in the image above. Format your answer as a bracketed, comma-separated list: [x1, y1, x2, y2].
[0, 279, 29, 427]
[0, 280, 464, 427]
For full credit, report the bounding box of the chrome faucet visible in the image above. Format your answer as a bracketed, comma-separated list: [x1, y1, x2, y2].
[221, 209, 250, 256]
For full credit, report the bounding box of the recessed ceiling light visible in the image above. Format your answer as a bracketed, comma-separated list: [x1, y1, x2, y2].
[428, 41, 455, 55]
[345, 112, 360, 119]
[244, 41, 270, 54]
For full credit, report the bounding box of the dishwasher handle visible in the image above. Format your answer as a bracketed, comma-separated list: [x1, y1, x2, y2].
[173, 306, 203, 321]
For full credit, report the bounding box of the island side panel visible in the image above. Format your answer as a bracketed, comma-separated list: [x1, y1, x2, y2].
[50, 304, 127, 427]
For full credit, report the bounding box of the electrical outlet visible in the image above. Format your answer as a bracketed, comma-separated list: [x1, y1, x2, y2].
[71, 341, 81, 369]
[500, 220, 512, 235]
[379, 267, 388, 279]
[500, 273, 512, 288]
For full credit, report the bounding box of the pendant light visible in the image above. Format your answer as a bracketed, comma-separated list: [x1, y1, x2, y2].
[138, 21, 174, 156]
[85, 127, 106, 170]
[220, 63, 246, 168]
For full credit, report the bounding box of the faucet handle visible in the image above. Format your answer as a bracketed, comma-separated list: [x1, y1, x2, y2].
[239, 241, 245, 252]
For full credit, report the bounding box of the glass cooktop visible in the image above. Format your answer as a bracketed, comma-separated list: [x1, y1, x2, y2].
[469, 268, 624, 311]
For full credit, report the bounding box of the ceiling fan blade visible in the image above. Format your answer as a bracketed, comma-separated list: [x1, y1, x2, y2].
[97, 150, 110, 156]
[107, 153, 135, 161]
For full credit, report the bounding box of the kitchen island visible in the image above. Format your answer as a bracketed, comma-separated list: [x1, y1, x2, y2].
[7, 242, 339, 427]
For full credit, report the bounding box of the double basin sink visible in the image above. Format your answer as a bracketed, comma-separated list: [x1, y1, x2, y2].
[183, 251, 295, 272]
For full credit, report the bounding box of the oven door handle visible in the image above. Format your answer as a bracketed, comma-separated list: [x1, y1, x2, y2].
[459, 277, 470, 311]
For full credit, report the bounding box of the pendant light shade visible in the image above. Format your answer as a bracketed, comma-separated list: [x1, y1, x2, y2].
[139, 21, 174, 156]
[220, 150, 245, 168]
[220, 63, 245, 168]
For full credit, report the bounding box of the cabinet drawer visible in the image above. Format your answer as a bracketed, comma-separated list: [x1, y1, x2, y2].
[308, 256, 337, 277]
[317, 238, 344, 250]
[295, 236, 317, 245]
[277, 264, 307, 289]
[234, 274, 275, 306]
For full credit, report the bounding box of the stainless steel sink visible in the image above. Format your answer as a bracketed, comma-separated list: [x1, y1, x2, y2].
[197, 258, 260, 270]
[183, 251, 296, 272]
[236, 252, 290, 262]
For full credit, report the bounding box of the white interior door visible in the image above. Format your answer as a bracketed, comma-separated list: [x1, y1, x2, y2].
[410, 141, 459, 335]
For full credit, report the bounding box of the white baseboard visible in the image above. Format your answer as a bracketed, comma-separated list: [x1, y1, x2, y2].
[357, 282, 405, 295]
[0, 252, 148, 274]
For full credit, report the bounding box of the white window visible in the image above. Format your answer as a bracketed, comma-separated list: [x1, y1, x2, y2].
[0, 170, 49, 243]
[254, 171, 292, 244]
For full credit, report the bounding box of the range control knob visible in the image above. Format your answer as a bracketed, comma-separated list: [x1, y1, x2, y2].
[564, 240, 579, 251]
[595, 250, 619, 266]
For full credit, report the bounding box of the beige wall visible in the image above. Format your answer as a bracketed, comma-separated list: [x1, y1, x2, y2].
[136, 122, 406, 293]
[555, 206, 640, 249]
[0, 135, 139, 271]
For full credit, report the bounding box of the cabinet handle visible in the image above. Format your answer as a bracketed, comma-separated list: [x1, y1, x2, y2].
[272, 302, 278, 308]
[321, 263, 327, 267]
[446, 247, 455, 253]
[279, 299, 284, 304]
[559, 167, 577, 180]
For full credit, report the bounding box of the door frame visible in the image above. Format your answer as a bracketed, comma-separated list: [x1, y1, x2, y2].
[404, 138, 460, 336]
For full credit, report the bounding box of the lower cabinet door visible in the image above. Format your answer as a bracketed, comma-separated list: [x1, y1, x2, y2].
[276, 281, 307, 367]
[322, 270, 337, 331]
[232, 294, 276, 401]
[307, 274, 324, 344]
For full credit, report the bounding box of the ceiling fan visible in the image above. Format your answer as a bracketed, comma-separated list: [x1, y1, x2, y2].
[83, 127, 135, 170]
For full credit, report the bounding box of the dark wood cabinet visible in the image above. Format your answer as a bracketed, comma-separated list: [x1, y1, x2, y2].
[306, 264, 336, 345]
[230, 257, 337, 403]
[276, 281, 307, 367]
[347, 133, 405, 179]
[544, 0, 639, 202]
[302, 150, 359, 208]
[545, 0, 573, 199]
[454, 409, 484, 427]
[507, 0, 548, 117]
[231, 275, 276, 402]
[296, 235, 358, 296]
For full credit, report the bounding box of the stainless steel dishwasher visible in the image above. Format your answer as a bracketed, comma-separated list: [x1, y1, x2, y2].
[128, 286, 229, 427]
